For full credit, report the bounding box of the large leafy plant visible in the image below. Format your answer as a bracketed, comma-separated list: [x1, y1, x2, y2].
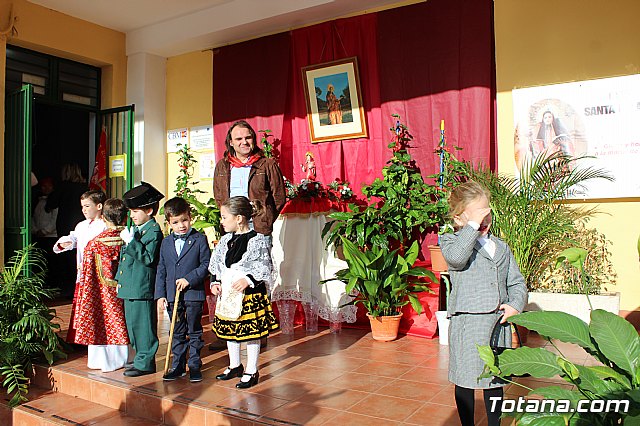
[323, 237, 437, 316]
[465, 152, 613, 291]
[322, 115, 440, 251]
[0, 245, 66, 406]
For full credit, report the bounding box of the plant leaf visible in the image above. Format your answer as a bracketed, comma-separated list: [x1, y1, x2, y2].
[589, 309, 640, 382]
[509, 311, 595, 352]
[496, 347, 563, 378]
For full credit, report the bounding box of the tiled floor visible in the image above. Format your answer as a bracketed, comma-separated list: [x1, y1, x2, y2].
[29, 300, 589, 425]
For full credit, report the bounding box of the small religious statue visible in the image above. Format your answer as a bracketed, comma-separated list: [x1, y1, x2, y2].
[301, 152, 317, 180]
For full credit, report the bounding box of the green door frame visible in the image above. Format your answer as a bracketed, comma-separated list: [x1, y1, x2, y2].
[4, 84, 34, 262]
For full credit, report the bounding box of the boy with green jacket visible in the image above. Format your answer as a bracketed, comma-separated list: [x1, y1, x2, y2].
[117, 182, 164, 377]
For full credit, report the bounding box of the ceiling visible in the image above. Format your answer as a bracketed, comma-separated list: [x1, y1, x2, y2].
[28, 0, 419, 57]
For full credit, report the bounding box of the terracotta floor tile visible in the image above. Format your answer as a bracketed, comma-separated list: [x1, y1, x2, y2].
[161, 399, 207, 426]
[216, 392, 289, 416]
[322, 411, 402, 425]
[328, 371, 392, 392]
[279, 364, 344, 384]
[428, 386, 458, 407]
[125, 390, 164, 422]
[348, 393, 424, 422]
[263, 401, 341, 425]
[375, 379, 447, 402]
[354, 360, 414, 378]
[404, 402, 460, 425]
[400, 366, 451, 385]
[249, 376, 314, 400]
[93, 415, 163, 425]
[91, 381, 128, 410]
[419, 354, 450, 369]
[294, 384, 368, 410]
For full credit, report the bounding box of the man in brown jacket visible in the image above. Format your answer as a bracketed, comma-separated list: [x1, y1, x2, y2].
[213, 120, 286, 239]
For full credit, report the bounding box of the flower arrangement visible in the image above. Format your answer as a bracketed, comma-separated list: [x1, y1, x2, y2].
[327, 179, 354, 201]
[285, 177, 354, 202]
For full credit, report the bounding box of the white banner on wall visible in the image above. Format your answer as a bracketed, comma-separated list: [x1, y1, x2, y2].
[512, 74, 640, 199]
[167, 128, 188, 153]
[190, 125, 214, 151]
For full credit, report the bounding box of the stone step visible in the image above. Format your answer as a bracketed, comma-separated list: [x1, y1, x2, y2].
[11, 385, 163, 425]
[28, 352, 291, 425]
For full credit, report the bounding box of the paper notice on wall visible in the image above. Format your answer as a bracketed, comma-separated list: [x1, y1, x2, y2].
[199, 152, 215, 179]
[167, 128, 188, 153]
[512, 74, 640, 199]
[190, 125, 214, 151]
[109, 154, 126, 178]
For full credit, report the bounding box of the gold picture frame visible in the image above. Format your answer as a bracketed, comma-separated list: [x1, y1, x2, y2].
[302, 57, 367, 143]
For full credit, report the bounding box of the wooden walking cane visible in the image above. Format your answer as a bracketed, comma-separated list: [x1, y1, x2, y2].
[163, 289, 182, 375]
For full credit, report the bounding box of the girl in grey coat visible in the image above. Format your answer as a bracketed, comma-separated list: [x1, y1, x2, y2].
[441, 181, 527, 426]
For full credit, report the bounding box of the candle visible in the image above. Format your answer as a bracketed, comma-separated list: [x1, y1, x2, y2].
[440, 119, 445, 131]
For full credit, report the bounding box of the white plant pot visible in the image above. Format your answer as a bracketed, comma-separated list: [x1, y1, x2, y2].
[435, 310, 450, 345]
[525, 292, 620, 324]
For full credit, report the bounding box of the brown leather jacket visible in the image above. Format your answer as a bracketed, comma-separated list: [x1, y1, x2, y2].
[213, 156, 286, 236]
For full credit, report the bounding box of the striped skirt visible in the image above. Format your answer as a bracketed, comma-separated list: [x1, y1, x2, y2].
[213, 285, 278, 342]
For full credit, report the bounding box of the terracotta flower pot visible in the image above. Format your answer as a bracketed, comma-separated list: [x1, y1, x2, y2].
[428, 244, 448, 272]
[366, 313, 403, 341]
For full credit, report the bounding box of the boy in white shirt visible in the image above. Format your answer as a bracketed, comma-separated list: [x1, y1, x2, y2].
[54, 190, 107, 343]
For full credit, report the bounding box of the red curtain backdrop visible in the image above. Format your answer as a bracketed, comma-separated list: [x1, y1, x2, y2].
[213, 0, 496, 195]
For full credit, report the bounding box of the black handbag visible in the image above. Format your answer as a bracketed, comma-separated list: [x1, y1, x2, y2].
[489, 315, 528, 381]
[489, 315, 523, 356]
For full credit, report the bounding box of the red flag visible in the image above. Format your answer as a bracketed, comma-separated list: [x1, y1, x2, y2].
[90, 128, 107, 192]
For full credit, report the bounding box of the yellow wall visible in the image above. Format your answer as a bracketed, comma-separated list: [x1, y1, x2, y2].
[165, 50, 214, 201]
[10, 0, 127, 107]
[495, 0, 640, 312]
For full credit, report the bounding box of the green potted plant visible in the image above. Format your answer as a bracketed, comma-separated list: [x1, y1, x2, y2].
[477, 247, 639, 425]
[322, 115, 440, 252]
[0, 245, 66, 406]
[323, 236, 437, 341]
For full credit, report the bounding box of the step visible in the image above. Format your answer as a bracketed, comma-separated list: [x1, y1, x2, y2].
[28, 350, 294, 425]
[11, 386, 163, 425]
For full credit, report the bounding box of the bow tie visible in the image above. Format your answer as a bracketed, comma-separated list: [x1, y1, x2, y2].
[173, 233, 188, 241]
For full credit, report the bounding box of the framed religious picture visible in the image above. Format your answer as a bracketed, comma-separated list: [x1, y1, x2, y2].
[302, 57, 367, 143]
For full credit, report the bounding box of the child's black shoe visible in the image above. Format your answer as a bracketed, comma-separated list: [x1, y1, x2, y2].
[189, 369, 203, 383]
[163, 368, 186, 381]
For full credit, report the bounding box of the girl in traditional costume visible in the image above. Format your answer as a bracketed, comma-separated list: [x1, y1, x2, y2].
[209, 196, 278, 389]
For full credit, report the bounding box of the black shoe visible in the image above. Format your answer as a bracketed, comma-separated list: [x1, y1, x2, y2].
[236, 372, 259, 389]
[123, 368, 155, 377]
[163, 368, 186, 381]
[216, 364, 244, 380]
[189, 369, 203, 383]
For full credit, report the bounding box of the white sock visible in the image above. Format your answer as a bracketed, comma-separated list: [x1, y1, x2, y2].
[227, 340, 241, 371]
[244, 339, 260, 377]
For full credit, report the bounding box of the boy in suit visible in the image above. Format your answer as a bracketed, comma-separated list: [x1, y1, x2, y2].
[155, 197, 211, 382]
[117, 182, 165, 377]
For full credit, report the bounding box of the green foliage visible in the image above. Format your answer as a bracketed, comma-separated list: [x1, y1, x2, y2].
[259, 129, 276, 160]
[479, 309, 640, 425]
[0, 245, 66, 406]
[174, 143, 205, 200]
[465, 152, 613, 291]
[322, 115, 441, 251]
[172, 143, 221, 238]
[184, 195, 221, 235]
[537, 221, 616, 294]
[321, 237, 437, 316]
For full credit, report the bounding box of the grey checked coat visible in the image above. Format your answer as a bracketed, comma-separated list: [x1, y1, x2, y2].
[440, 225, 527, 388]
